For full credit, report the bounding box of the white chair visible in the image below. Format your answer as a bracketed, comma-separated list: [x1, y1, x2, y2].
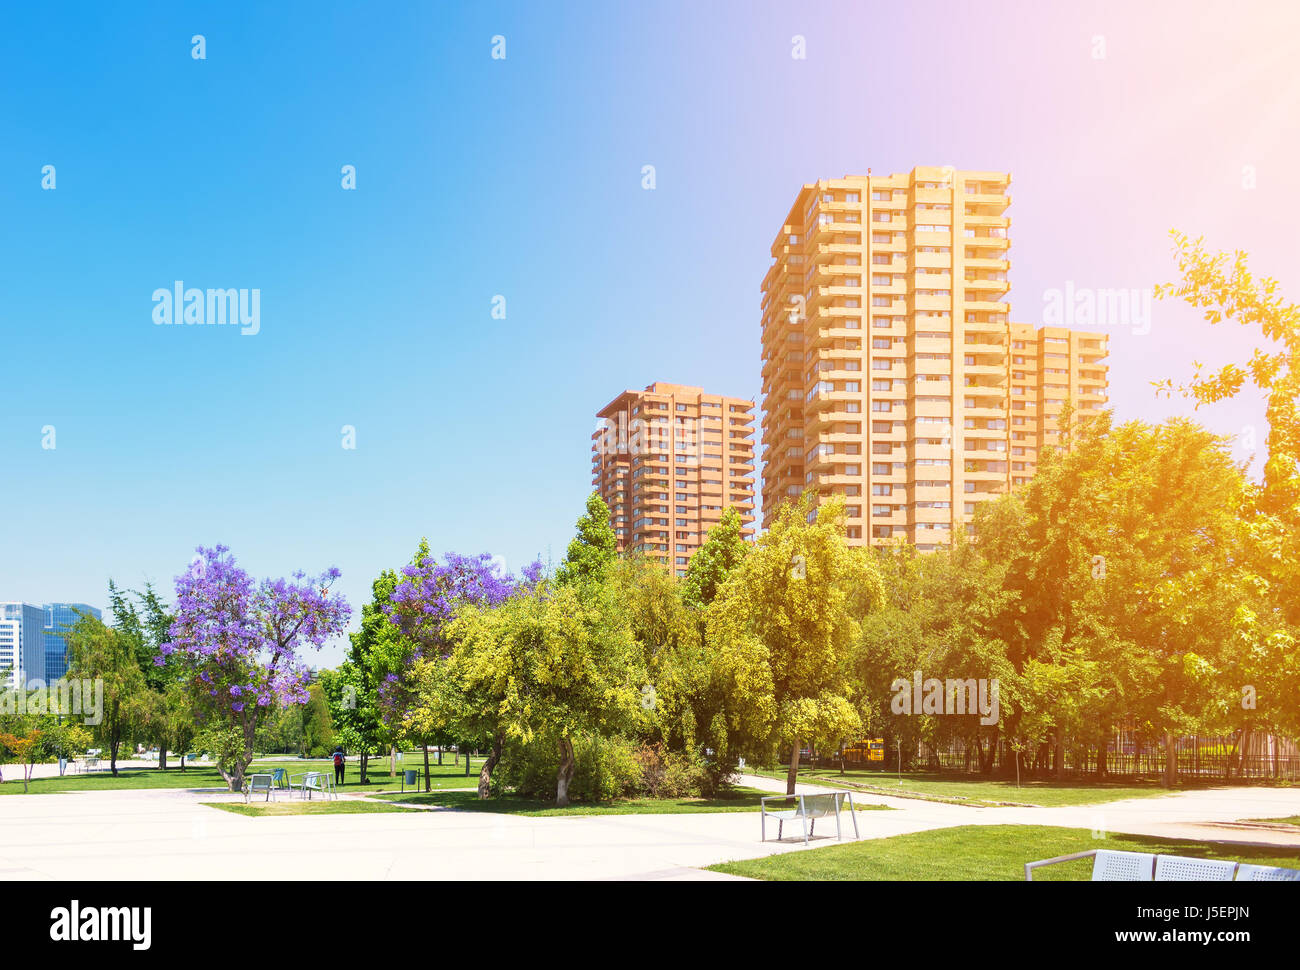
[1155, 854, 1237, 881]
[291, 770, 336, 801]
[245, 774, 275, 804]
[1092, 850, 1156, 881]
[1235, 863, 1300, 881]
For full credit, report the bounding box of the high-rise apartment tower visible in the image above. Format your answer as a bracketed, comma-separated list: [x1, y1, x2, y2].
[591, 383, 756, 574]
[760, 167, 1109, 548]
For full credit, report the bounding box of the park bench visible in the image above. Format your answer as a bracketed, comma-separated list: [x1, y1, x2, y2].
[245, 773, 276, 804]
[1025, 849, 1300, 881]
[77, 757, 100, 774]
[760, 791, 860, 844]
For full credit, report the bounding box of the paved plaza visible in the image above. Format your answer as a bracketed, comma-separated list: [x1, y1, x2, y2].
[2, 773, 1298, 881]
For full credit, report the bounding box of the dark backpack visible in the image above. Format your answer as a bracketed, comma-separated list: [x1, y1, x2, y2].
[333, 753, 343, 768]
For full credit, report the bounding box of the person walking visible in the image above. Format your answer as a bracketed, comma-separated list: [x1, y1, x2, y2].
[332, 748, 345, 787]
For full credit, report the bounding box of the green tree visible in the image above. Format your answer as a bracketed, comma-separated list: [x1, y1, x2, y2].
[1155, 235, 1300, 752]
[36, 720, 93, 776]
[556, 492, 617, 587]
[65, 616, 149, 776]
[1155, 232, 1300, 514]
[141, 680, 198, 769]
[977, 414, 1259, 785]
[301, 681, 334, 757]
[708, 494, 886, 794]
[107, 580, 180, 764]
[681, 507, 750, 610]
[851, 537, 1019, 775]
[324, 565, 404, 782]
[443, 579, 644, 805]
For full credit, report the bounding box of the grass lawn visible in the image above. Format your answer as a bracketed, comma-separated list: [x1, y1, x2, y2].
[249, 758, 485, 794]
[203, 800, 422, 817]
[747, 767, 1220, 807]
[378, 786, 896, 817]
[1247, 816, 1300, 826]
[0, 757, 484, 796]
[710, 824, 1300, 881]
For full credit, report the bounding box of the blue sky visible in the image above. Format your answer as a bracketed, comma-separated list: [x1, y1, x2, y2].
[3, 1, 1297, 666]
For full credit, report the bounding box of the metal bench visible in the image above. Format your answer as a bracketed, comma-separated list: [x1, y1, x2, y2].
[760, 791, 859, 844]
[290, 770, 336, 801]
[1026, 849, 1300, 881]
[1236, 863, 1300, 881]
[245, 773, 276, 804]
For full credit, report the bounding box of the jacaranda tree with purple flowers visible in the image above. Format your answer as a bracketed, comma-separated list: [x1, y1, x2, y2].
[385, 551, 541, 792]
[161, 545, 351, 791]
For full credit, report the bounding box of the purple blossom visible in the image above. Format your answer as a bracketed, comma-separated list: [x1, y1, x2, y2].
[380, 551, 542, 722]
[159, 544, 351, 730]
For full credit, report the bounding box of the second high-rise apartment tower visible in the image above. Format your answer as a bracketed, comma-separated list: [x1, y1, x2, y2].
[760, 167, 1109, 548]
[592, 383, 756, 575]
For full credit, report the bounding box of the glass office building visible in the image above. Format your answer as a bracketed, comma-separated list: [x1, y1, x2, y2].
[43, 603, 101, 681]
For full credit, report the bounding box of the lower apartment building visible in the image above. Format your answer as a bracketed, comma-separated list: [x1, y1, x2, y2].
[760, 167, 1109, 549]
[591, 383, 756, 574]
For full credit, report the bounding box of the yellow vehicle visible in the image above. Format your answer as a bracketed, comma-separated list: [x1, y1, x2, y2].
[842, 738, 885, 764]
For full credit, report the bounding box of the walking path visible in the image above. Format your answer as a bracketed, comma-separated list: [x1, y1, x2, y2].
[0, 775, 1295, 881]
[737, 773, 1300, 847]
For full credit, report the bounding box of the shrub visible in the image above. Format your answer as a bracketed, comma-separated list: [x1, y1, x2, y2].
[633, 742, 711, 798]
[497, 732, 641, 802]
[494, 734, 740, 803]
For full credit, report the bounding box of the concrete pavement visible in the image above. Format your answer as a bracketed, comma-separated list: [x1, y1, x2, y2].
[0, 776, 1297, 880]
[737, 773, 1300, 847]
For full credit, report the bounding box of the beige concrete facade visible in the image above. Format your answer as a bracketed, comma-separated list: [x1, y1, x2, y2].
[760, 167, 1109, 548]
[592, 383, 756, 575]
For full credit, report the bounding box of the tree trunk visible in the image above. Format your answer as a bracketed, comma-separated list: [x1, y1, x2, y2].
[786, 740, 802, 795]
[390, 746, 396, 776]
[230, 718, 257, 792]
[110, 735, 120, 777]
[1054, 732, 1065, 780]
[159, 746, 168, 771]
[437, 746, 443, 766]
[478, 732, 504, 799]
[423, 744, 431, 793]
[556, 737, 577, 806]
[1162, 731, 1177, 788]
[465, 750, 472, 776]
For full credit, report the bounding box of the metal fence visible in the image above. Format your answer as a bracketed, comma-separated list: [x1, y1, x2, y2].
[906, 730, 1300, 782]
